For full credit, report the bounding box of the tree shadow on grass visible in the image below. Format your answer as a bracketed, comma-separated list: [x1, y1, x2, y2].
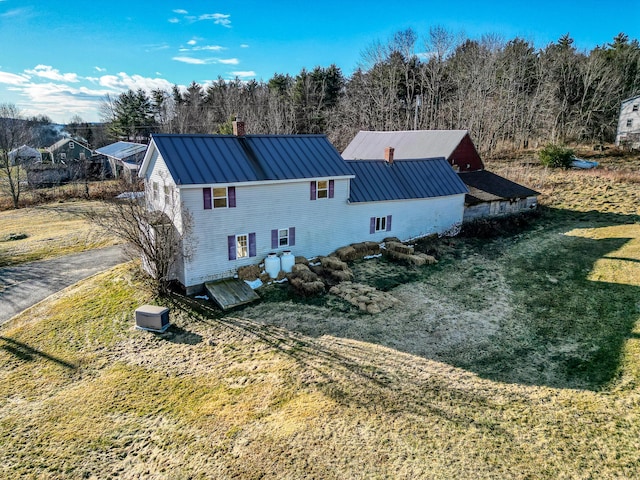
[166, 293, 511, 431]
[245, 208, 640, 392]
[166, 207, 639, 394]
[0, 336, 76, 369]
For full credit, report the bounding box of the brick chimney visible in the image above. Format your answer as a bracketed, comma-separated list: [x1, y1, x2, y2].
[232, 119, 245, 136]
[384, 146, 394, 165]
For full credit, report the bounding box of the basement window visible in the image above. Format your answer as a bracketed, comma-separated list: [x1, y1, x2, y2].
[627, 119, 634, 128]
[370, 215, 392, 234]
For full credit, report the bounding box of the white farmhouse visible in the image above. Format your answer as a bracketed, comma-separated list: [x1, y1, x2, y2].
[616, 94, 640, 149]
[139, 122, 468, 294]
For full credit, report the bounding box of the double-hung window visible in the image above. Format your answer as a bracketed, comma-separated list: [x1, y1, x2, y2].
[228, 233, 256, 260]
[236, 234, 248, 258]
[310, 180, 334, 200]
[271, 227, 296, 249]
[213, 187, 228, 208]
[203, 186, 236, 209]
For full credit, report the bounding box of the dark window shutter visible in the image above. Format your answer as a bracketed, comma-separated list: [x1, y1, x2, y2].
[249, 233, 256, 257]
[227, 235, 236, 260]
[203, 188, 212, 209]
[386, 215, 392, 231]
[370, 217, 376, 234]
[228, 186, 236, 208]
[289, 227, 295, 246]
[310, 181, 316, 200]
[329, 179, 335, 198]
[271, 229, 278, 249]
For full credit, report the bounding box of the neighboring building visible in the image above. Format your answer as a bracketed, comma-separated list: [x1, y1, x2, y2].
[8, 145, 42, 166]
[95, 141, 148, 182]
[138, 123, 468, 293]
[47, 138, 93, 163]
[342, 129, 483, 172]
[343, 130, 538, 222]
[458, 170, 538, 222]
[616, 94, 640, 149]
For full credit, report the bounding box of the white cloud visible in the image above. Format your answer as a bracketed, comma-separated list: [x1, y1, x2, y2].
[198, 13, 231, 27]
[187, 39, 197, 45]
[2, 66, 183, 122]
[191, 45, 225, 51]
[94, 66, 106, 72]
[231, 71, 256, 78]
[0, 71, 31, 85]
[1, 8, 27, 18]
[97, 72, 174, 91]
[25, 65, 79, 82]
[172, 56, 208, 65]
[168, 18, 179, 23]
[218, 58, 239, 65]
[173, 9, 188, 14]
[240, 44, 249, 48]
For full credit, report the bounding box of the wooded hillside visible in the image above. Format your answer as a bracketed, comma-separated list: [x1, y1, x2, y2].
[102, 29, 640, 154]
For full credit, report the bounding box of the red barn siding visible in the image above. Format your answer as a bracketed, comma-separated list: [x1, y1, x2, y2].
[449, 134, 484, 172]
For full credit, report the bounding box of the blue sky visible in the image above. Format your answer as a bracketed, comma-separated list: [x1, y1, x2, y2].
[1, 0, 638, 123]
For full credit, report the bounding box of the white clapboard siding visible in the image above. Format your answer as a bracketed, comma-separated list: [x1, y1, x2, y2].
[180, 181, 465, 286]
[145, 151, 466, 290]
[180, 178, 355, 285]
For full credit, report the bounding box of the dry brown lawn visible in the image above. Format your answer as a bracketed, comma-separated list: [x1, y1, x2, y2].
[0, 200, 117, 266]
[0, 150, 639, 478]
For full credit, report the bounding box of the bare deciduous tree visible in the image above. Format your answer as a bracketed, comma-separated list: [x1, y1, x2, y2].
[0, 103, 33, 209]
[87, 197, 194, 294]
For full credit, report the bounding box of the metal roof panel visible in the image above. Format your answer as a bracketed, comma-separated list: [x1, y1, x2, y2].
[348, 158, 468, 203]
[342, 130, 469, 160]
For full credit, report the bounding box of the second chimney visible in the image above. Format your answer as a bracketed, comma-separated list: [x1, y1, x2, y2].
[232, 119, 245, 136]
[384, 146, 395, 165]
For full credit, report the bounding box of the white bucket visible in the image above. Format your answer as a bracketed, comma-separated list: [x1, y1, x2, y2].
[264, 253, 280, 279]
[281, 250, 295, 273]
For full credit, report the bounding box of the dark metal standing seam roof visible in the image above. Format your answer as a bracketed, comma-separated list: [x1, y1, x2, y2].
[151, 134, 354, 185]
[347, 158, 469, 203]
[457, 170, 539, 205]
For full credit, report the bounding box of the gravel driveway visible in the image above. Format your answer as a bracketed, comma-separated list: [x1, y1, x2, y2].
[0, 245, 126, 325]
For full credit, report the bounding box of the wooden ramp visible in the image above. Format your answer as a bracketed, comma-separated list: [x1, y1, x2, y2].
[205, 278, 260, 310]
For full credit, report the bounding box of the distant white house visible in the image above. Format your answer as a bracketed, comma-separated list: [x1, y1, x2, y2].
[616, 94, 640, 149]
[138, 122, 468, 293]
[8, 145, 42, 166]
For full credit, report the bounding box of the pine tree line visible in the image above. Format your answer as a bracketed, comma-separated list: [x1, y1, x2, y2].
[101, 29, 640, 154]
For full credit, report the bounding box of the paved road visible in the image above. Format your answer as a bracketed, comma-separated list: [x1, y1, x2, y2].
[0, 245, 126, 325]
